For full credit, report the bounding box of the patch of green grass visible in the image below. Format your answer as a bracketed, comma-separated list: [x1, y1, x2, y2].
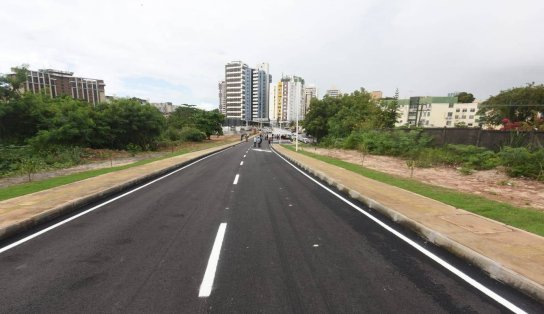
[0, 140, 233, 202]
[283, 145, 544, 237]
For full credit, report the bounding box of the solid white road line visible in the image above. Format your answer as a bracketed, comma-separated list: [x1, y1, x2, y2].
[243, 155, 246, 158]
[233, 174, 240, 185]
[199, 223, 227, 297]
[272, 150, 527, 314]
[240, 161, 244, 166]
[0, 148, 231, 255]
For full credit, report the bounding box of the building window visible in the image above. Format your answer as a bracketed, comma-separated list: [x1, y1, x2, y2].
[456, 109, 460, 112]
[446, 121, 452, 126]
[470, 108, 475, 112]
[468, 123, 473, 126]
[448, 103, 453, 108]
[462, 115, 466, 119]
[447, 112, 453, 117]
[462, 109, 467, 112]
[455, 115, 459, 119]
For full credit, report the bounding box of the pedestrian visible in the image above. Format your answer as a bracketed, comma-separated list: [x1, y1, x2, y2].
[245, 134, 248, 142]
[258, 136, 262, 148]
[268, 137, 271, 145]
[240, 134, 244, 141]
[253, 136, 257, 147]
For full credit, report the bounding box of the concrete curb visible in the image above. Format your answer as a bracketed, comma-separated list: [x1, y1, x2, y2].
[0, 142, 241, 243]
[273, 146, 544, 303]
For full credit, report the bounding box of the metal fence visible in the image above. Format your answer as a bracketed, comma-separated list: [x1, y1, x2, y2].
[414, 128, 544, 151]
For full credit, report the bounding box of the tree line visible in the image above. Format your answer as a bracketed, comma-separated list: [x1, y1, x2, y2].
[0, 66, 224, 150]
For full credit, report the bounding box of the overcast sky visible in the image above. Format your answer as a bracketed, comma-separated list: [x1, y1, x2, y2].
[1, 0, 543, 109]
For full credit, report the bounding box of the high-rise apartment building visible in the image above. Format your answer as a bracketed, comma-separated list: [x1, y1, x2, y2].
[223, 61, 270, 124]
[303, 86, 317, 116]
[271, 75, 305, 123]
[218, 80, 226, 115]
[13, 68, 106, 106]
[251, 63, 272, 123]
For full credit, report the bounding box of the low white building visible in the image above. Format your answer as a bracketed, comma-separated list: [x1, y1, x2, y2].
[395, 96, 481, 128]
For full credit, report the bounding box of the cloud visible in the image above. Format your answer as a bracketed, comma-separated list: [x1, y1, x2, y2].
[1, 0, 543, 108]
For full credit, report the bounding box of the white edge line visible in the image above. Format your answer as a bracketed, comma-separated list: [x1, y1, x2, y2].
[243, 155, 246, 158]
[272, 149, 527, 314]
[233, 174, 240, 185]
[0, 148, 231, 255]
[240, 161, 244, 166]
[199, 223, 227, 297]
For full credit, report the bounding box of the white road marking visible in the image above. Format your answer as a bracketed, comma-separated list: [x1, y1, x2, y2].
[0, 148, 231, 255]
[243, 155, 246, 158]
[252, 149, 272, 153]
[240, 161, 244, 166]
[233, 174, 240, 185]
[199, 223, 227, 297]
[272, 150, 527, 314]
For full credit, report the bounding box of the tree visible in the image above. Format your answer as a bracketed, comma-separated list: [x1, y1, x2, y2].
[195, 109, 224, 139]
[457, 92, 475, 103]
[376, 88, 400, 128]
[0, 92, 56, 144]
[92, 98, 166, 149]
[478, 83, 544, 126]
[0, 65, 28, 101]
[303, 97, 338, 142]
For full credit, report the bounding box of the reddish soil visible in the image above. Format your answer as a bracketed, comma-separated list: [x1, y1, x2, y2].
[305, 147, 544, 211]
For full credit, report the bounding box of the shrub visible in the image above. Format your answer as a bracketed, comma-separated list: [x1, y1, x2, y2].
[499, 147, 544, 180]
[179, 127, 206, 142]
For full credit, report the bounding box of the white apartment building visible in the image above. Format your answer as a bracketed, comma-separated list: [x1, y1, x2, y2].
[395, 96, 481, 128]
[150, 102, 175, 115]
[225, 61, 251, 121]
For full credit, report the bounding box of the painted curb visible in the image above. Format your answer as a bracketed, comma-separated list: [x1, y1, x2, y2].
[273, 146, 544, 303]
[0, 142, 242, 243]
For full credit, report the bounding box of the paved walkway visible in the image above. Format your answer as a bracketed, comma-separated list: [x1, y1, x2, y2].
[274, 145, 544, 302]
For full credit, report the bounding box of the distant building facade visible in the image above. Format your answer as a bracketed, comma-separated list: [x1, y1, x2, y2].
[14, 68, 106, 106]
[371, 91, 383, 100]
[325, 88, 341, 98]
[394, 96, 481, 128]
[218, 80, 226, 115]
[251, 63, 272, 123]
[303, 86, 317, 116]
[151, 102, 175, 115]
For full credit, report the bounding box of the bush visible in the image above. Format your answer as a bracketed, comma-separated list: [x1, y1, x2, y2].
[179, 127, 206, 142]
[499, 147, 544, 180]
[345, 129, 432, 157]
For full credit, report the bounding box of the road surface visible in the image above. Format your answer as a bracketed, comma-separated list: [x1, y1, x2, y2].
[0, 142, 542, 313]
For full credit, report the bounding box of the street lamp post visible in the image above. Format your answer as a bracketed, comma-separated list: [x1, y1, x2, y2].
[295, 99, 299, 152]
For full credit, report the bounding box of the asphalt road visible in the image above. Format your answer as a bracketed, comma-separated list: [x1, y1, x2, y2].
[0, 141, 542, 313]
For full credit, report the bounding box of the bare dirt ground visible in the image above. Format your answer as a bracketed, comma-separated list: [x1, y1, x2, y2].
[0, 135, 240, 189]
[304, 147, 544, 211]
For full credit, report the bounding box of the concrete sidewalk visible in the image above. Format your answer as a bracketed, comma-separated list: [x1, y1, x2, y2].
[273, 145, 544, 303]
[0, 141, 239, 242]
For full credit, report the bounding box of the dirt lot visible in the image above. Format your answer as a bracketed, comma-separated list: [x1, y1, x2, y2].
[304, 147, 544, 211]
[0, 135, 240, 189]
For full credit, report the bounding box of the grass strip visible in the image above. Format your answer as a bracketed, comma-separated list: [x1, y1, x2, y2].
[0, 140, 235, 201]
[283, 145, 544, 237]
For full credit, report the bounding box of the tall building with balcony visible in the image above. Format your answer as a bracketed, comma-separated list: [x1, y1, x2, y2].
[13, 68, 106, 106]
[251, 63, 272, 123]
[224, 61, 251, 124]
[271, 75, 305, 123]
[223, 61, 271, 124]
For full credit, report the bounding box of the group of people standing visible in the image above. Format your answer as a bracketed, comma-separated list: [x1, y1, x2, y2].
[253, 133, 273, 148]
